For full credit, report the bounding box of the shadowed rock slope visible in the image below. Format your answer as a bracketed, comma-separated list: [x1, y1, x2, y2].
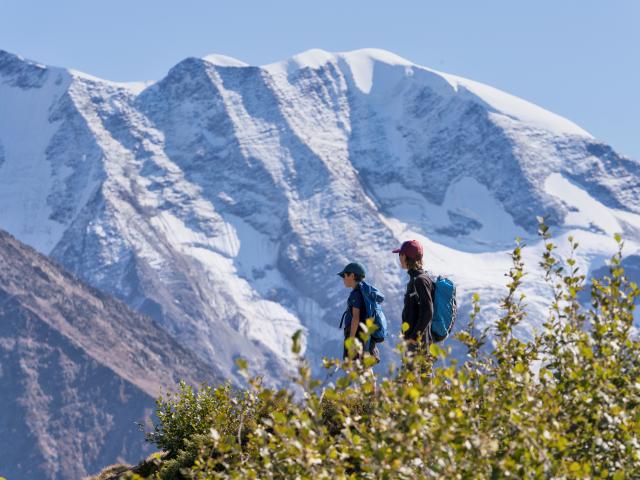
[0, 229, 221, 480]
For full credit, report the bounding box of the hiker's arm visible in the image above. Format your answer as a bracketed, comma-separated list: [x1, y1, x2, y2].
[349, 307, 361, 338]
[403, 284, 419, 341]
[415, 279, 434, 341]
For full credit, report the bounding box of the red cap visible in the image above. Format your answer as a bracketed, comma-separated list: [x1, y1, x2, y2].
[392, 240, 424, 260]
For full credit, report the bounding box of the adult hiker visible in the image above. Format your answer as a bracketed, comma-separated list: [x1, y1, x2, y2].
[393, 240, 434, 353]
[337, 262, 387, 362]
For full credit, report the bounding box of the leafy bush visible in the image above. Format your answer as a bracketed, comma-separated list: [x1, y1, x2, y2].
[145, 382, 240, 455]
[128, 222, 639, 479]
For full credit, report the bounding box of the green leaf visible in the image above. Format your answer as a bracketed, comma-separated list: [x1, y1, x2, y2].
[408, 387, 420, 401]
[273, 412, 287, 424]
[235, 357, 248, 371]
[569, 462, 581, 473]
[429, 343, 445, 358]
[336, 376, 350, 389]
[291, 329, 303, 354]
[579, 344, 593, 360]
[363, 356, 378, 368]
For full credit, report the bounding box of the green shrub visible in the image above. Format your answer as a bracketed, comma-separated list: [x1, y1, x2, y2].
[133, 221, 639, 479]
[145, 382, 240, 456]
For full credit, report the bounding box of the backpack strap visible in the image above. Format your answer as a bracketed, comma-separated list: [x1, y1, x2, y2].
[339, 310, 348, 329]
[409, 273, 430, 303]
[409, 272, 435, 345]
[408, 276, 419, 302]
[357, 287, 369, 319]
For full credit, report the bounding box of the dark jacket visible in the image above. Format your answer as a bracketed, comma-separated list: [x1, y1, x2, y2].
[341, 284, 365, 331]
[402, 269, 434, 342]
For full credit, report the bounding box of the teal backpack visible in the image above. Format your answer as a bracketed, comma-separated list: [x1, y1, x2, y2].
[340, 282, 388, 343]
[359, 281, 388, 342]
[411, 274, 457, 343]
[430, 276, 457, 342]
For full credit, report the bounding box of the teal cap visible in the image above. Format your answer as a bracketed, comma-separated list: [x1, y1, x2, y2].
[337, 262, 367, 278]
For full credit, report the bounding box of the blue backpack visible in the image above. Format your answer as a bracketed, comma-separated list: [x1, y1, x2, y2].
[429, 276, 457, 343]
[358, 281, 388, 342]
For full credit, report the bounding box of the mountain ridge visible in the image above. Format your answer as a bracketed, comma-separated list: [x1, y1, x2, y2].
[1, 46, 639, 381]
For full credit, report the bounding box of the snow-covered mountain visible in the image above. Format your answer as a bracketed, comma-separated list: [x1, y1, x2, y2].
[1, 48, 639, 379]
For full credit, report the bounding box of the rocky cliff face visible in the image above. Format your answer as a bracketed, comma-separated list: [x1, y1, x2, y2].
[0, 229, 220, 479]
[1, 47, 639, 382]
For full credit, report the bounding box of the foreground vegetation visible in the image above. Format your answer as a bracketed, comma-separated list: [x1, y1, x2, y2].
[94, 223, 640, 479]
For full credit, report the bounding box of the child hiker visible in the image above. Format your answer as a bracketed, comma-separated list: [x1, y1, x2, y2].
[337, 262, 386, 362]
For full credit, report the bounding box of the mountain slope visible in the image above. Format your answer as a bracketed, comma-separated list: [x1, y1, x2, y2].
[1, 48, 639, 380]
[0, 229, 220, 480]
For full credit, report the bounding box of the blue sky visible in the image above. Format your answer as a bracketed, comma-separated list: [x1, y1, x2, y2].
[1, 0, 638, 159]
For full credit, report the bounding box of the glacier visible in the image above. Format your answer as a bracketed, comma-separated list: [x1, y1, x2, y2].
[1, 47, 639, 381]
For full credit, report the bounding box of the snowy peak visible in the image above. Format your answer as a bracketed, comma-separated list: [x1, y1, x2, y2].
[339, 47, 414, 66]
[202, 53, 249, 67]
[262, 48, 414, 94]
[264, 48, 412, 73]
[286, 47, 336, 68]
[257, 48, 590, 137]
[445, 74, 592, 137]
[0, 49, 52, 89]
[0, 47, 593, 138]
[0, 49, 151, 95]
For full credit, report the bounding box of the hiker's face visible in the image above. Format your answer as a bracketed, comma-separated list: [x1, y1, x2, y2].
[343, 273, 357, 288]
[399, 254, 408, 270]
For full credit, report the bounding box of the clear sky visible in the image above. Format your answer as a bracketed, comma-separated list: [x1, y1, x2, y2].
[1, 0, 638, 159]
